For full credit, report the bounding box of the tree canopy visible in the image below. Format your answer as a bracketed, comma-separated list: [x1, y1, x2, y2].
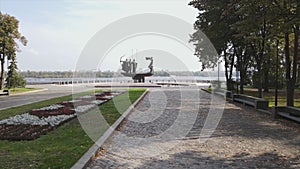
[0, 12, 27, 89]
[189, 0, 300, 106]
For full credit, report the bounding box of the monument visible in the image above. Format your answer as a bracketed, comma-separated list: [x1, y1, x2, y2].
[120, 56, 154, 83]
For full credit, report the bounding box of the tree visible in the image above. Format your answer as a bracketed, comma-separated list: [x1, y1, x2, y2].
[6, 55, 26, 89]
[229, 0, 285, 96]
[189, 0, 239, 90]
[274, 0, 300, 106]
[0, 12, 27, 90]
[189, 0, 300, 105]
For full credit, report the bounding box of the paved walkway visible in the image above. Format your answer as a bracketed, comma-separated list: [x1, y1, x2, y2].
[88, 87, 300, 169]
[0, 84, 94, 110]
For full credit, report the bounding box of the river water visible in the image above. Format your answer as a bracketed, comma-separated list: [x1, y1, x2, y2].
[25, 76, 226, 84]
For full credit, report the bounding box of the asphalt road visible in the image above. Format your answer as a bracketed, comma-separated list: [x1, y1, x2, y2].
[0, 84, 94, 110]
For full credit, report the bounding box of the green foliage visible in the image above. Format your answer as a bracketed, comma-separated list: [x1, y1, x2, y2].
[0, 12, 27, 89]
[6, 74, 26, 88]
[6, 56, 26, 88]
[244, 88, 300, 108]
[189, 0, 300, 103]
[4, 87, 40, 94]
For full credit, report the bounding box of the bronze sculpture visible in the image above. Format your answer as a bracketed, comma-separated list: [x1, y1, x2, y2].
[120, 56, 154, 83]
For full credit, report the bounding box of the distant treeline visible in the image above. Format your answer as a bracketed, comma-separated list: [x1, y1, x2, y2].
[18, 70, 222, 78]
[19, 71, 117, 78]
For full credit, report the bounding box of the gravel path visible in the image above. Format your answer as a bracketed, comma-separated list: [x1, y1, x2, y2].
[87, 87, 300, 169]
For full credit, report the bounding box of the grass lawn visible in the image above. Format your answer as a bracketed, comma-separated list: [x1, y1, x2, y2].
[4, 87, 41, 95]
[242, 88, 300, 108]
[204, 87, 300, 108]
[0, 88, 146, 168]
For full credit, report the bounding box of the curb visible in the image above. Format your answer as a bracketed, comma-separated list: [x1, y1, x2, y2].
[200, 88, 212, 94]
[11, 88, 48, 96]
[71, 88, 149, 169]
[203, 88, 272, 115]
[0, 88, 47, 98]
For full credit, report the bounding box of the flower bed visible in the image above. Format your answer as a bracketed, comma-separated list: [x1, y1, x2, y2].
[0, 113, 76, 126]
[31, 104, 64, 113]
[95, 96, 109, 101]
[79, 95, 94, 100]
[91, 100, 106, 105]
[30, 108, 75, 118]
[0, 124, 53, 141]
[61, 100, 93, 107]
[73, 104, 96, 113]
[0, 90, 122, 141]
[60, 100, 80, 107]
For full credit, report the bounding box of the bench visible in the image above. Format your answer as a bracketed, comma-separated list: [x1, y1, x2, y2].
[214, 89, 232, 99]
[272, 106, 300, 122]
[0, 90, 9, 96]
[232, 94, 269, 110]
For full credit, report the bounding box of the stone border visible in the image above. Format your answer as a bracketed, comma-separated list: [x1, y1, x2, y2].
[201, 88, 272, 114]
[0, 88, 47, 97]
[71, 89, 149, 169]
[201, 88, 212, 94]
[12, 88, 48, 96]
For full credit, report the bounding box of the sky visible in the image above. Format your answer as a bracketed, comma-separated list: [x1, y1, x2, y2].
[0, 0, 207, 72]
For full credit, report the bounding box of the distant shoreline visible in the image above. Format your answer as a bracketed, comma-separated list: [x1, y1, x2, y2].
[25, 76, 226, 85]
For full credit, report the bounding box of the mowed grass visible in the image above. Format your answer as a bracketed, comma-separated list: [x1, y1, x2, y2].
[243, 88, 300, 108]
[204, 87, 300, 108]
[3, 87, 41, 95]
[0, 88, 146, 168]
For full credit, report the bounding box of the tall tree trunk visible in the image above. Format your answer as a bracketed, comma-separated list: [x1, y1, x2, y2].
[224, 49, 234, 91]
[259, 18, 267, 97]
[224, 50, 230, 89]
[285, 32, 293, 106]
[291, 26, 299, 104]
[240, 70, 245, 94]
[298, 64, 300, 84]
[292, 28, 299, 81]
[0, 43, 5, 90]
[264, 54, 271, 92]
[0, 57, 4, 90]
[257, 64, 263, 98]
[236, 48, 242, 94]
[240, 49, 247, 94]
[235, 45, 248, 94]
[297, 1, 300, 84]
[285, 0, 300, 106]
[229, 51, 235, 91]
[264, 69, 269, 92]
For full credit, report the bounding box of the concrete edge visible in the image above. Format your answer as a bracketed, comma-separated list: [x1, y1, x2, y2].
[71, 88, 150, 169]
[201, 88, 230, 101]
[200, 88, 212, 94]
[0, 88, 48, 98]
[257, 109, 272, 115]
[10, 88, 48, 96]
[202, 88, 273, 114]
